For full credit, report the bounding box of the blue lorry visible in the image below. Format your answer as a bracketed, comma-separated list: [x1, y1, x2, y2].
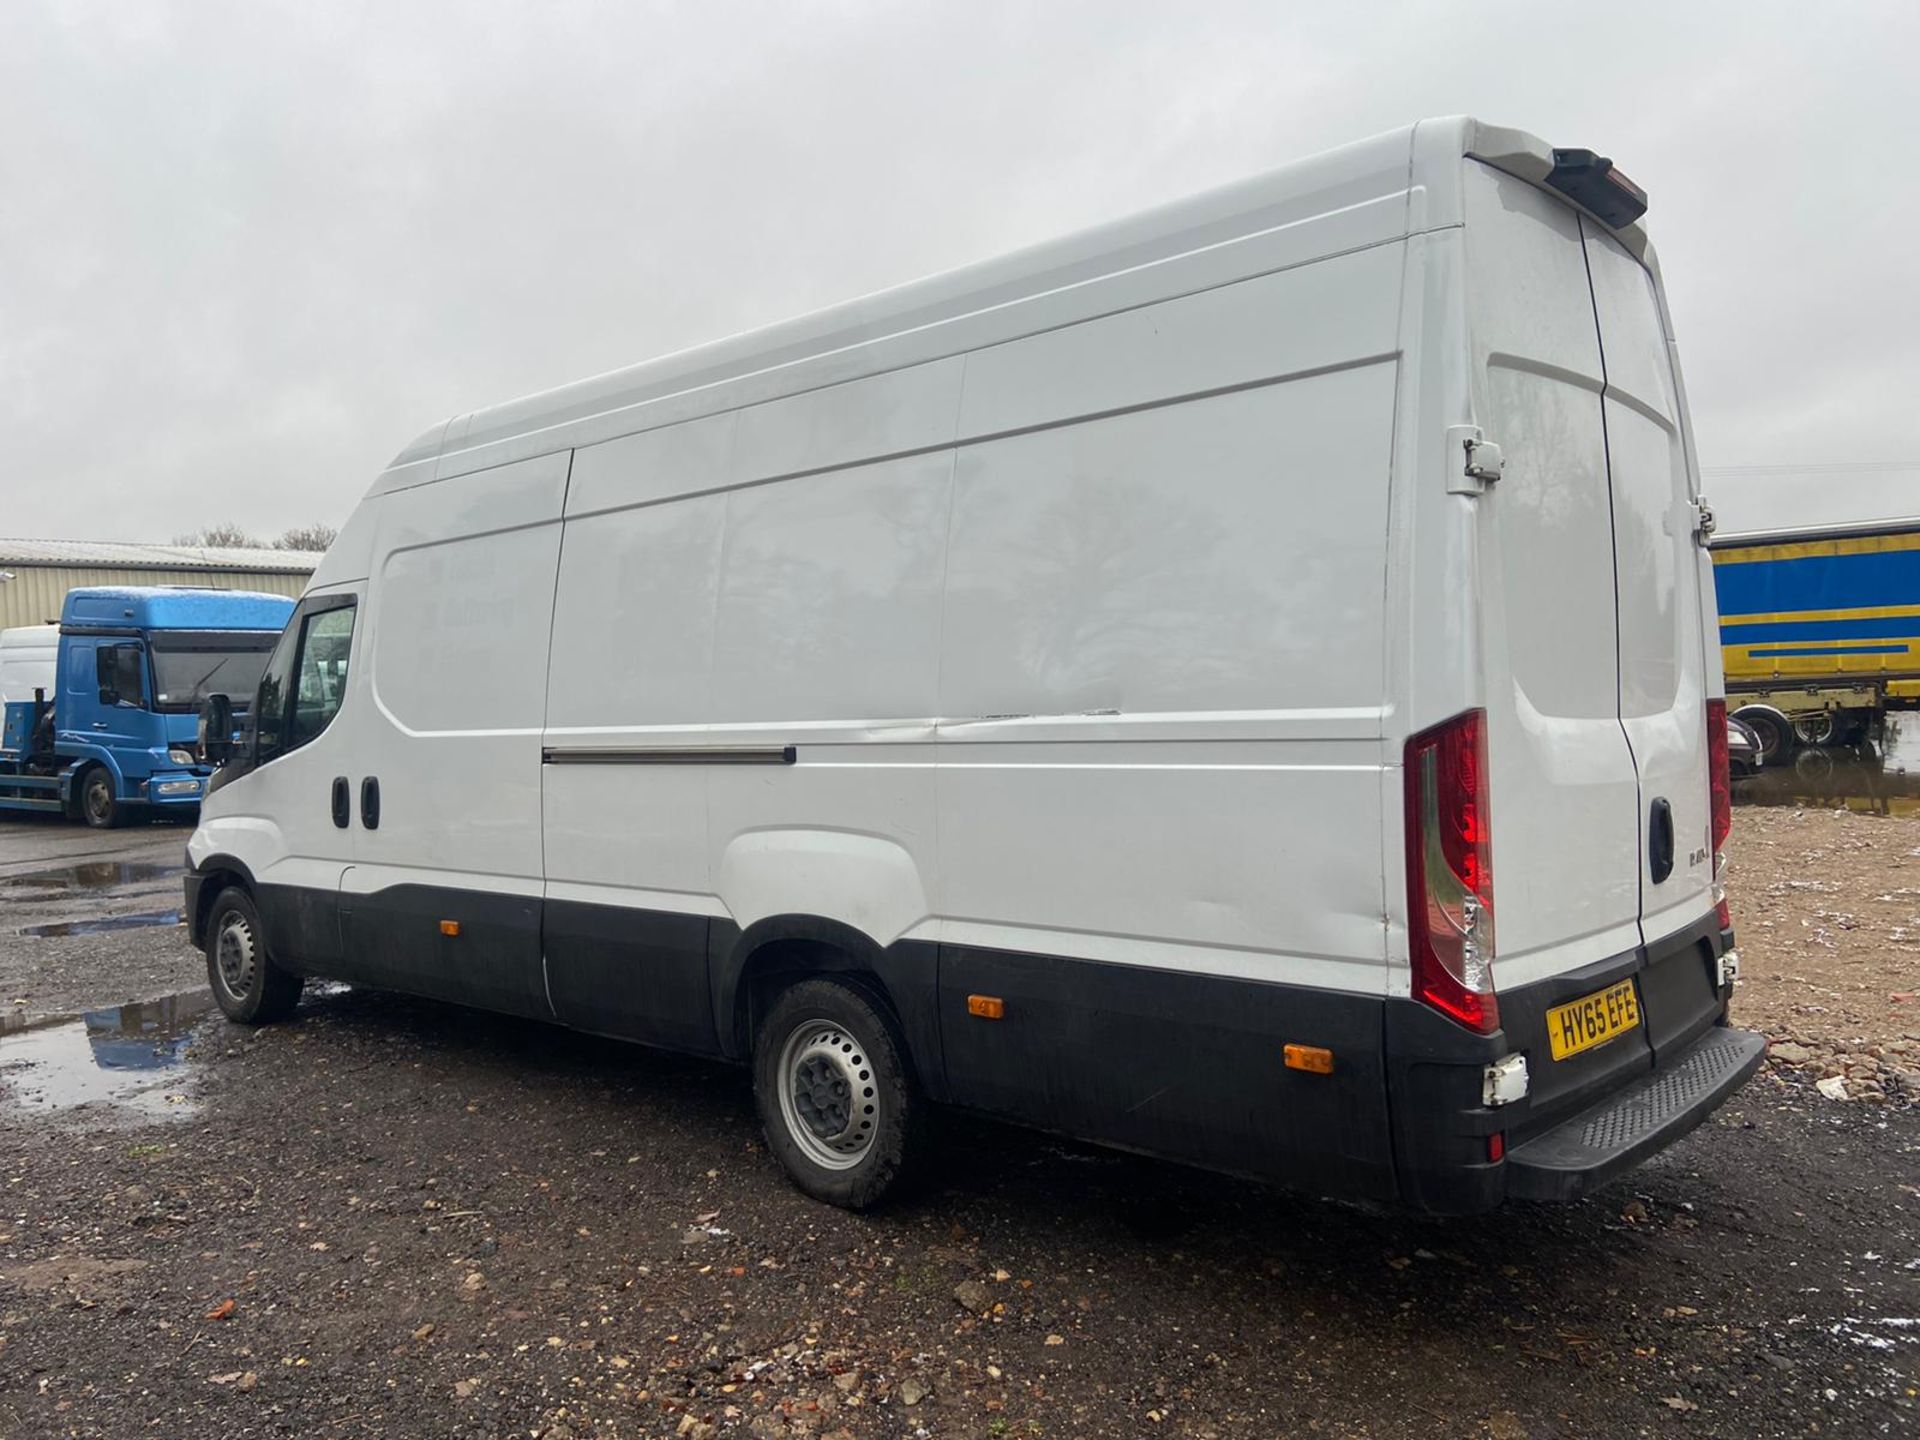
[0, 587, 295, 827]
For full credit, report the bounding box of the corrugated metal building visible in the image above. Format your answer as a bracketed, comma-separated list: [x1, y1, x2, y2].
[0, 539, 320, 629]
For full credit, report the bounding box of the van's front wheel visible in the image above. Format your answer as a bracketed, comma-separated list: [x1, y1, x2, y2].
[204, 888, 303, 1024]
[753, 977, 921, 1209]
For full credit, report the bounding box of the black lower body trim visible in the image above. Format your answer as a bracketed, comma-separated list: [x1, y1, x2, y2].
[192, 868, 1752, 1215]
[937, 944, 1396, 1204]
[337, 884, 548, 1021]
[547, 901, 718, 1053]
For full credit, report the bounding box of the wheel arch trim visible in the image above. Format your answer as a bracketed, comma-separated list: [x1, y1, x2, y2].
[710, 912, 946, 1101]
[186, 853, 259, 949]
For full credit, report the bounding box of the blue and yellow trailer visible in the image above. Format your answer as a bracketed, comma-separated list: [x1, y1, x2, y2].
[1710, 521, 1920, 758]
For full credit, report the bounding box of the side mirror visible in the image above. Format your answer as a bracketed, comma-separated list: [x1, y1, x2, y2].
[199, 693, 234, 765]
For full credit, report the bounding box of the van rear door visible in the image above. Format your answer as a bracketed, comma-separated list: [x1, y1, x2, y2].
[1462, 160, 1725, 1108]
[1580, 226, 1716, 947]
[1462, 163, 1645, 994]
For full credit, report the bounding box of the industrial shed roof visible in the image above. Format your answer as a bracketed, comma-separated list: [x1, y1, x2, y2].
[0, 538, 323, 573]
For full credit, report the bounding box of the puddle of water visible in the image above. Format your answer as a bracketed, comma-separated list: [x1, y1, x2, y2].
[18, 909, 185, 938]
[1735, 759, 1920, 816]
[0, 860, 184, 891]
[0, 990, 213, 1121]
[1735, 713, 1920, 815]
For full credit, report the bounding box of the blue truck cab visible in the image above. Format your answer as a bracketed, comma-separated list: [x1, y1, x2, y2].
[0, 587, 295, 827]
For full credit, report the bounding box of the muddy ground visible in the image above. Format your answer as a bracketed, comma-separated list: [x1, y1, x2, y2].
[1722, 803, 1920, 1101]
[0, 809, 1916, 1440]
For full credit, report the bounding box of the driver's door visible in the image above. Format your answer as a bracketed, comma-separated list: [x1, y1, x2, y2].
[220, 588, 362, 974]
[84, 642, 150, 755]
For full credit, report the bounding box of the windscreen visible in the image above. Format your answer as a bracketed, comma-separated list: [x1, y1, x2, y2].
[147, 630, 279, 713]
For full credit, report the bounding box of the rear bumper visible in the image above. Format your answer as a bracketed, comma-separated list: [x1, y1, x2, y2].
[1504, 1024, 1765, 1202]
[1386, 911, 1754, 1214]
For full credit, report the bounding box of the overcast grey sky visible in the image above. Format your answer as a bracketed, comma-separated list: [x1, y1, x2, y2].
[2, 0, 1915, 543]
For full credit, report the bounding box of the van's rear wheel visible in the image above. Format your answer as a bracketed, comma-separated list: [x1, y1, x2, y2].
[204, 888, 303, 1024]
[78, 766, 124, 829]
[753, 977, 921, 1209]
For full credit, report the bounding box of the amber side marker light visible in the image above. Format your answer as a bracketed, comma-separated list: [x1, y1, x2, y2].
[439, 920, 462, 937]
[966, 994, 1005, 1020]
[1283, 1044, 1334, 1075]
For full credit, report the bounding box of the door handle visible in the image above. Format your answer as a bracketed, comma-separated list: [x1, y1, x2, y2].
[360, 776, 380, 830]
[330, 776, 350, 829]
[1648, 797, 1675, 884]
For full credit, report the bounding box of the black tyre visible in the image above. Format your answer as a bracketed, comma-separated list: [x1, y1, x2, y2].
[204, 887, 303, 1024]
[752, 977, 923, 1210]
[78, 766, 125, 829]
[1738, 709, 1794, 767]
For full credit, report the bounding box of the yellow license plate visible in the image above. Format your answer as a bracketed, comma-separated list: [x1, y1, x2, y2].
[1546, 979, 1641, 1061]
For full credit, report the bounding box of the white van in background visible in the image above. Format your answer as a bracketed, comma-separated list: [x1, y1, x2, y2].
[0, 625, 59, 705]
[185, 117, 1761, 1214]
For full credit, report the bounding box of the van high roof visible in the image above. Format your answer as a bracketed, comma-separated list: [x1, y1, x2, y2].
[377, 116, 1654, 496]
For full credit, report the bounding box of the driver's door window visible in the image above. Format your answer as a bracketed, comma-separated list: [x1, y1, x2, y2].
[255, 598, 357, 766]
[288, 606, 355, 750]
[96, 643, 146, 707]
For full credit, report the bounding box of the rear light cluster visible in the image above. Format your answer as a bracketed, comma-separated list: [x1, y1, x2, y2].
[1404, 710, 1498, 1035]
[1707, 699, 1732, 930]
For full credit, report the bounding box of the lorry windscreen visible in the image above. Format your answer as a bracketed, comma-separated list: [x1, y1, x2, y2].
[147, 631, 279, 713]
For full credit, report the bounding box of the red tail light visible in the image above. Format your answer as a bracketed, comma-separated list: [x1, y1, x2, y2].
[1404, 710, 1498, 1034]
[1707, 699, 1732, 929]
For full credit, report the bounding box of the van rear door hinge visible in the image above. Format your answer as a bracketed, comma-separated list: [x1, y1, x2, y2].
[1693, 496, 1717, 545]
[1446, 425, 1504, 495]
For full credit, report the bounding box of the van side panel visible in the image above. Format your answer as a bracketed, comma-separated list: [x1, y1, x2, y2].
[543, 489, 728, 905]
[339, 452, 567, 1018]
[704, 451, 951, 944]
[540, 486, 729, 1047]
[934, 247, 1400, 1186]
[935, 376, 1393, 975]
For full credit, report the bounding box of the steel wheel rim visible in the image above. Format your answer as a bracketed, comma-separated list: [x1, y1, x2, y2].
[215, 911, 257, 999]
[1795, 713, 1836, 746]
[776, 1020, 879, 1170]
[84, 776, 111, 824]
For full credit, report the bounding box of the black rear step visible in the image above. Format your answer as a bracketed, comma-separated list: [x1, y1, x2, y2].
[1505, 1025, 1765, 1202]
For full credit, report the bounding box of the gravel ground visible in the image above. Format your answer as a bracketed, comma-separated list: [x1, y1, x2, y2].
[1723, 803, 1920, 1101]
[1, 811, 1917, 1440]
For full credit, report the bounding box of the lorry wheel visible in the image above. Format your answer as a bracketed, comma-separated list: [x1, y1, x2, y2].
[1793, 712, 1838, 747]
[204, 888, 304, 1024]
[78, 766, 125, 829]
[1735, 708, 1794, 767]
[753, 977, 923, 1210]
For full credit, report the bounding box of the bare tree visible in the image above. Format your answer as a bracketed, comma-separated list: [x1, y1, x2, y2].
[273, 523, 338, 553]
[174, 523, 262, 549]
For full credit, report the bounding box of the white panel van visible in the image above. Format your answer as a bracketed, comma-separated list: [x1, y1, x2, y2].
[185, 118, 1762, 1214]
